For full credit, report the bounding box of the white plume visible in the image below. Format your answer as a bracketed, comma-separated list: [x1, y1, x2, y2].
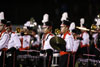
[42, 14, 49, 23]
[38, 25, 42, 33]
[69, 22, 75, 32]
[80, 18, 85, 27]
[96, 19, 100, 26]
[0, 12, 4, 21]
[96, 19, 100, 29]
[61, 12, 68, 21]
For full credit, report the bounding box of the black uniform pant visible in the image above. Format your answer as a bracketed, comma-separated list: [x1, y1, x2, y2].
[46, 49, 53, 67]
[70, 53, 76, 67]
[0, 51, 7, 67]
[59, 54, 70, 67]
[69, 54, 74, 67]
[6, 51, 16, 67]
[80, 47, 89, 58]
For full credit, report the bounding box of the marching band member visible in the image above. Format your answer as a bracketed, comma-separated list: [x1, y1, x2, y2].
[19, 18, 37, 51]
[69, 22, 80, 67]
[89, 24, 97, 48]
[69, 22, 77, 67]
[77, 18, 90, 56]
[96, 17, 100, 48]
[72, 28, 81, 67]
[6, 21, 21, 67]
[92, 32, 98, 48]
[93, 17, 100, 59]
[26, 18, 40, 50]
[19, 27, 31, 51]
[0, 17, 10, 67]
[59, 12, 74, 67]
[17, 24, 31, 67]
[90, 30, 100, 59]
[0, 14, 10, 50]
[20, 19, 37, 51]
[29, 29, 40, 50]
[7, 21, 21, 50]
[41, 14, 54, 67]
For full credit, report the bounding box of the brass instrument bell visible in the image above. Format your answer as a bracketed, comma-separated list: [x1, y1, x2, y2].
[91, 24, 97, 30]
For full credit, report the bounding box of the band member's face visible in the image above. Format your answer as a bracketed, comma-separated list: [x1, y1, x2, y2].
[31, 31, 36, 36]
[42, 27, 49, 34]
[7, 25, 12, 32]
[0, 23, 4, 32]
[80, 18, 85, 23]
[60, 26, 68, 33]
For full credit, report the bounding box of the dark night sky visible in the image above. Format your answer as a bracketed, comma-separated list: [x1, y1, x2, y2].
[0, 0, 100, 29]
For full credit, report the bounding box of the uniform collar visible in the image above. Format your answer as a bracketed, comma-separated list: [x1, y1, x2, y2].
[0, 30, 6, 37]
[43, 32, 52, 40]
[63, 31, 71, 39]
[0, 30, 6, 34]
[44, 32, 51, 35]
[64, 31, 70, 34]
